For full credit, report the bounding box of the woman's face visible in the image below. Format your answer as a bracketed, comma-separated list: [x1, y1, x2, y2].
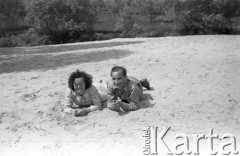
[73, 77, 86, 95]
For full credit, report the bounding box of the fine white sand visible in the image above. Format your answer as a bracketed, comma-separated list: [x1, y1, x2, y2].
[1, 35, 240, 156]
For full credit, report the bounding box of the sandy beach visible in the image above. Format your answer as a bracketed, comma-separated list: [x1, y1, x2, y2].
[0, 35, 240, 156]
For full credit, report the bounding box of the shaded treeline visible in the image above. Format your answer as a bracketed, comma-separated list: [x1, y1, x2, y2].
[0, 0, 240, 47]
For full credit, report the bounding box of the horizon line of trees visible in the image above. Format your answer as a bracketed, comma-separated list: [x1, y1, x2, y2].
[0, 0, 240, 47]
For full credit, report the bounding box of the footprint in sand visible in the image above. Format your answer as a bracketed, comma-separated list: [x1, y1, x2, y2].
[198, 73, 209, 79]
[21, 93, 37, 102]
[165, 86, 173, 93]
[30, 76, 39, 80]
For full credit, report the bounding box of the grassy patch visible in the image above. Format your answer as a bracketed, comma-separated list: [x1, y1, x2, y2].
[0, 49, 132, 74]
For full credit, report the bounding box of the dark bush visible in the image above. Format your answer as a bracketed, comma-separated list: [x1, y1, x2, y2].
[175, 0, 239, 35]
[25, 0, 96, 44]
[10, 29, 51, 47]
[93, 33, 114, 40]
[0, 37, 13, 47]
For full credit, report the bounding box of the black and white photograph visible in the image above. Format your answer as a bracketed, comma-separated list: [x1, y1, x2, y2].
[0, 0, 240, 155]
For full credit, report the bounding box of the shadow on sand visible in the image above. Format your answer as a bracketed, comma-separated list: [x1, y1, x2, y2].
[139, 93, 155, 109]
[117, 92, 155, 116]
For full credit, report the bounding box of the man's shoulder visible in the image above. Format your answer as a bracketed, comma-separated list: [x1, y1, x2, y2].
[127, 79, 138, 87]
[127, 76, 139, 83]
[126, 79, 139, 91]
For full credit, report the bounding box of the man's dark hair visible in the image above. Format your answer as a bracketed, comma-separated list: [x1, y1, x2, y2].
[68, 70, 93, 91]
[110, 66, 127, 76]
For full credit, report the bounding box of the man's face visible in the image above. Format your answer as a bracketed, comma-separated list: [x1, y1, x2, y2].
[111, 70, 127, 90]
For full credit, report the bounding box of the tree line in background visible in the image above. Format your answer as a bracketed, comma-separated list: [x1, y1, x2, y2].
[0, 0, 240, 47]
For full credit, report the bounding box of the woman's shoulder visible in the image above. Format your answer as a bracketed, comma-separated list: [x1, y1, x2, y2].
[65, 88, 75, 97]
[86, 85, 97, 92]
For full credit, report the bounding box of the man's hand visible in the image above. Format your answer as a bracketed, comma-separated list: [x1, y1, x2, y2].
[120, 102, 138, 111]
[74, 108, 89, 117]
[107, 100, 121, 111]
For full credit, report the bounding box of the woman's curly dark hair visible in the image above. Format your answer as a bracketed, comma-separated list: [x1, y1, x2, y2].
[68, 70, 93, 91]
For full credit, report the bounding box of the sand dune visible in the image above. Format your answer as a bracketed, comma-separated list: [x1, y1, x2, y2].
[1, 35, 240, 156]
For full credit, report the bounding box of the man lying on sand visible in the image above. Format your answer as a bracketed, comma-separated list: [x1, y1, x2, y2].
[106, 66, 150, 112]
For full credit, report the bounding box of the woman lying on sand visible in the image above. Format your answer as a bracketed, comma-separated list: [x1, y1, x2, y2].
[62, 70, 107, 116]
